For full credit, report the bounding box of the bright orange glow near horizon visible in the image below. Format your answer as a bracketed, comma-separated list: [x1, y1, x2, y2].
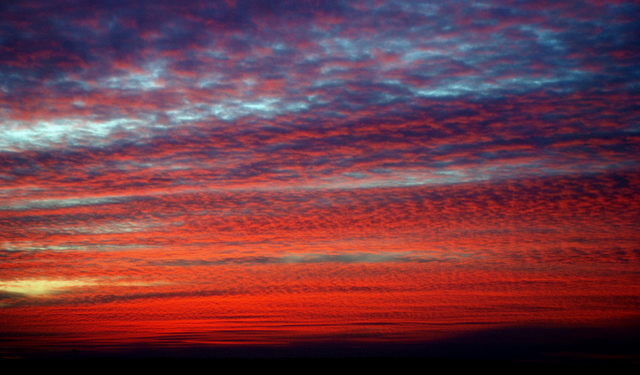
[3, 174, 639, 359]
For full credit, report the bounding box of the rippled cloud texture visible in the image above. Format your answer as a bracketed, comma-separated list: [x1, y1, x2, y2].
[1, 0, 639, 361]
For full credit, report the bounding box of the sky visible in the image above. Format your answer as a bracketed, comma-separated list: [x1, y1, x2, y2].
[1, 0, 639, 361]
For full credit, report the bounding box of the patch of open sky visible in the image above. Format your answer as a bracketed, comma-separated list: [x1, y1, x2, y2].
[623, 124, 640, 133]
[412, 69, 592, 98]
[311, 79, 345, 88]
[125, 160, 194, 172]
[298, 53, 322, 67]
[98, 68, 167, 91]
[402, 49, 449, 63]
[520, 25, 566, 52]
[242, 78, 256, 87]
[323, 37, 369, 60]
[306, 94, 327, 104]
[413, 84, 478, 98]
[320, 64, 348, 74]
[408, 1, 440, 15]
[203, 50, 227, 59]
[1, 243, 83, 252]
[283, 101, 309, 112]
[0, 186, 44, 197]
[209, 99, 278, 121]
[271, 43, 288, 52]
[2, 187, 41, 202]
[623, 79, 640, 91]
[0, 73, 28, 93]
[0, 196, 125, 211]
[455, 43, 479, 53]
[342, 172, 368, 179]
[166, 106, 209, 123]
[241, 98, 279, 111]
[143, 62, 168, 88]
[202, 98, 308, 121]
[304, 160, 617, 191]
[375, 92, 402, 104]
[197, 73, 225, 89]
[1, 242, 148, 252]
[44, 76, 93, 91]
[280, 252, 418, 264]
[314, 171, 470, 190]
[380, 79, 403, 86]
[376, 38, 414, 52]
[0, 118, 144, 150]
[496, 70, 592, 93]
[56, 220, 170, 235]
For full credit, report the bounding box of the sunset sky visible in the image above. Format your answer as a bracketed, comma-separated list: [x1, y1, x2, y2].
[1, 0, 639, 361]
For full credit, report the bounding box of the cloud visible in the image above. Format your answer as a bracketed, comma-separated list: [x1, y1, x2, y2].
[147, 251, 454, 267]
[0, 278, 97, 296]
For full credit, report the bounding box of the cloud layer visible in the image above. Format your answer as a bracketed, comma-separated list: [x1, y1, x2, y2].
[1, 0, 639, 360]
